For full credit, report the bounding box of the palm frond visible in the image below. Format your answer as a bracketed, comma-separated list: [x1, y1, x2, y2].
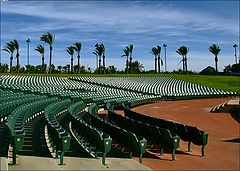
[73, 42, 82, 52]
[66, 46, 75, 55]
[35, 45, 44, 54]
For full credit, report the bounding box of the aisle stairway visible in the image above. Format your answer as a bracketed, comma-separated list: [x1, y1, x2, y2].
[0, 121, 10, 157]
[17, 115, 51, 157]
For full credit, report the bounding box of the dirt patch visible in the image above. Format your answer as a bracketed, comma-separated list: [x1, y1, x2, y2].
[132, 97, 239, 170]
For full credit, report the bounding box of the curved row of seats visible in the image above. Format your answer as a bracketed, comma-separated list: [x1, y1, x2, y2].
[1, 76, 156, 105]
[69, 76, 237, 99]
[0, 94, 47, 121]
[106, 103, 180, 160]
[68, 101, 112, 165]
[0, 75, 231, 167]
[88, 103, 147, 163]
[122, 103, 208, 157]
[5, 97, 59, 164]
[44, 99, 72, 165]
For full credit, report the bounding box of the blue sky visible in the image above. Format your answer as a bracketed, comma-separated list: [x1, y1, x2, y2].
[1, 0, 239, 72]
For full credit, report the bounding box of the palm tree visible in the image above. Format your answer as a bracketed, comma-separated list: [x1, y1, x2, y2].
[233, 44, 238, 64]
[9, 40, 20, 73]
[35, 45, 45, 73]
[156, 45, 162, 73]
[129, 44, 133, 74]
[176, 45, 189, 74]
[2, 43, 15, 73]
[163, 43, 167, 72]
[150, 47, 158, 73]
[101, 44, 106, 74]
[93, 43, 104, 74]
[66, 46, 75, 73]
[73, 42, 81, 73]
[121, 47, 130, 74]
[131, 60, 144, 74]
[209, 44, 221, 75]
[40, 32, 55, 73]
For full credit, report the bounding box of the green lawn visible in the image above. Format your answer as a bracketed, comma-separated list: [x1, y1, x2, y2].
[1, 73, 239, 92]
[167, 74, 240, 92]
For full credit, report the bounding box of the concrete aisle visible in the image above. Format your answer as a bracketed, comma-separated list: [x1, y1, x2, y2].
[8, 155, 151, 170]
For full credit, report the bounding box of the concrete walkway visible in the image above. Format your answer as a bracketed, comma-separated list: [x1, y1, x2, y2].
[7, 155, 151, 170]
[0, 157, 8, 171]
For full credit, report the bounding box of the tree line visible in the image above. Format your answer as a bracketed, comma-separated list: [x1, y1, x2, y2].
[2, 32, 239, 75]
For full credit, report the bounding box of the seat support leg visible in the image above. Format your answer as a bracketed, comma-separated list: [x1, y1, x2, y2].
[188, 142, 191, 152]
[172, 149, 176, 161]
[139, 153, 143, 163]
[129, 152, 133, 159]
[59, 152, 65, 165]
[160, 147, 164, 155]
[12, 147, 17, 165]
[201, 145, 205, 157]
[102, 153, 106, 165]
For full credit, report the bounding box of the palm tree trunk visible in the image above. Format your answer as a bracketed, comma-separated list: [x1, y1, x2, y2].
[10, 56, 13, 73]
[71, 55, 74, 73]
[96, 55, 98, 72]
[215, 55, 218, 75]
[182, 56, 185, 73]
[49, 46, 53, 74]
[185, 56, 188, 74]
[126, 57, 129, 74]
[16, 52, 19, 73]
[155, 56, 157, 74]
[99, 57, 101, 74]
[78, 54, 80, 74]
[42, 55, 44, 73]
[129, 57, 132, 74]
[103, 55, 105, 74]
[157, 56, 160, 73]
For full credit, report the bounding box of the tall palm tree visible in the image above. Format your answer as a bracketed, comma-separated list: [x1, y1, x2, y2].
[66, 46, 75, 73]
[163, 43, 167, 72]
[93, 43, 104, 74]
[9, 40, 20, 73]
[209, 44, 221, 75]
[233, 44, 238, 64]
[150, 47, 158, 73]
[101, 44, 106, 74]
[156, 45, 162, 73]
[129, 44, 133, 74]
[176, 45, 189, 74]
[35, 45, 45, 73]
[73, 42, 81, 73]
[2, 43, 15, 73]
[40, 32, 55, 73]
[121, 47, 130, 74]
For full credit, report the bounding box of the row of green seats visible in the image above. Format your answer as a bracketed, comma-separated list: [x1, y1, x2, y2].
[88, 103, 147, 163]
[0, 94, 48, 121]
[106, 103, 180, 161]
[5, 97, 58, 164]
[44, 99, 73, 165]
[122, 104, 208, 157]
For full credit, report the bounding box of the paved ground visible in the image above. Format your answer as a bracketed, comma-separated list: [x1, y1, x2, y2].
[7, 156, 150, 170]
[5, 97, 240, 170]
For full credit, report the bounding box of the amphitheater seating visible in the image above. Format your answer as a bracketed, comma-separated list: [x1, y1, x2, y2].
[68, 101, 112, 165]
[69, 76, 236, 99]
[1, 75, 236, 166]
[5, 97, 59, 164]
[0, 93, 49, 121]
[44, 99, 73, 165]
[106, 103, 180, 160]
[88, 103, 147, 163]
[122, 104, 208, 157]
